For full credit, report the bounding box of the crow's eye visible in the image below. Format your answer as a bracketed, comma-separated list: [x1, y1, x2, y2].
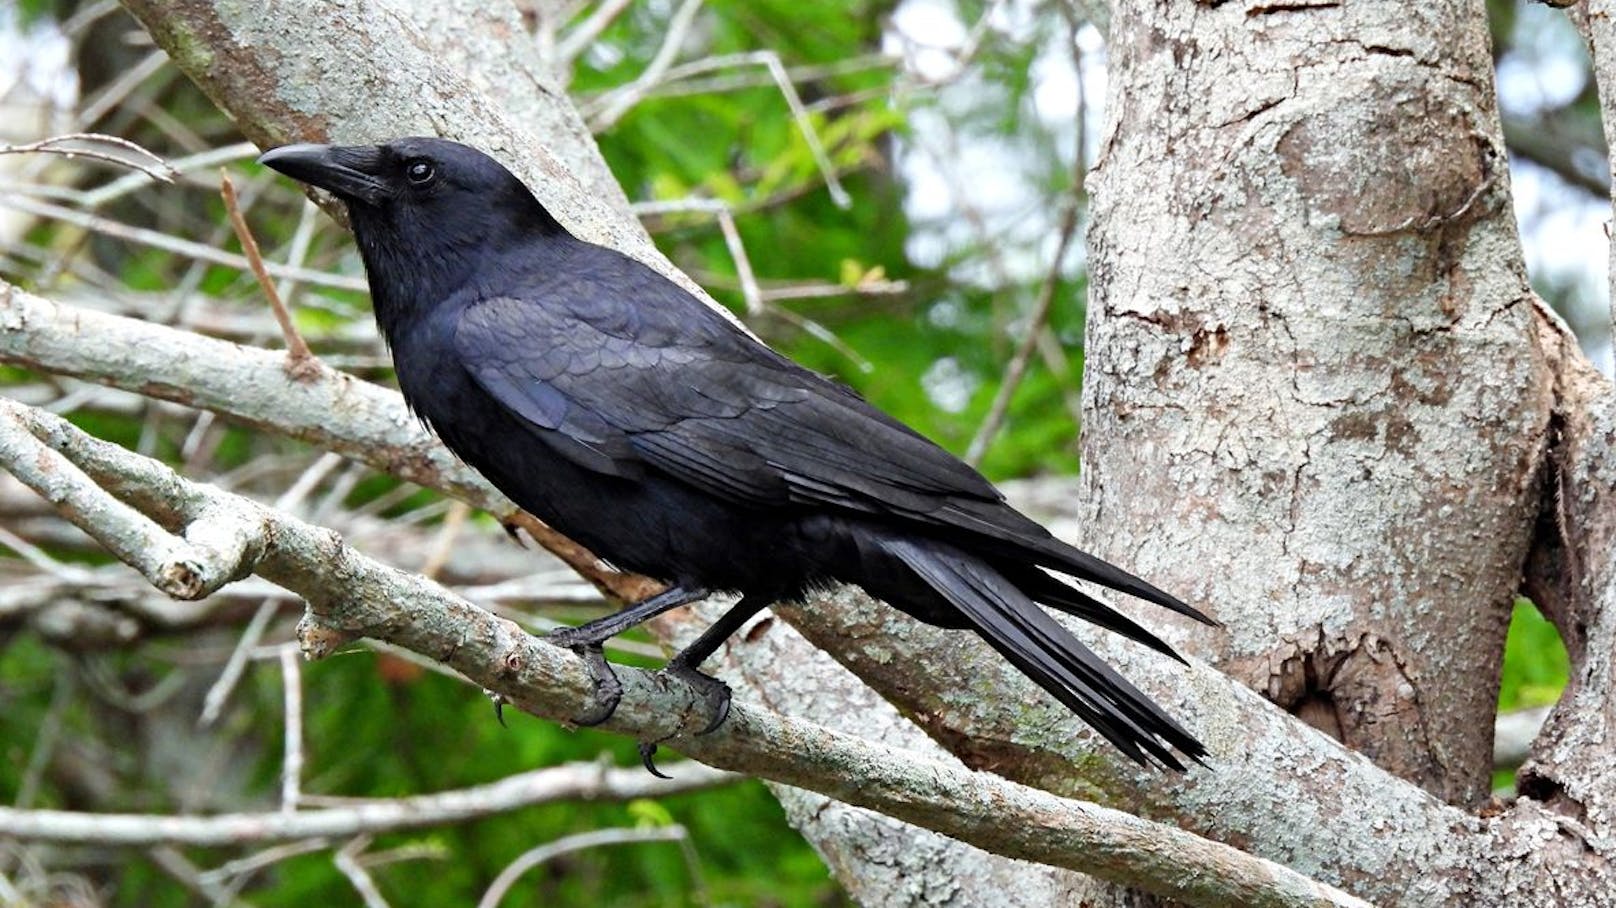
[405, 160, 435, 186]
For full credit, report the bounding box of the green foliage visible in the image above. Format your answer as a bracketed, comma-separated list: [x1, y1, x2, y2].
[1498, 599, 1570, 713]
[1493, 599, 1569, 793]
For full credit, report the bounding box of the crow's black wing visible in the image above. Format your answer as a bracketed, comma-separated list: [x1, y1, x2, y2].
[453, 277, 1000, 517]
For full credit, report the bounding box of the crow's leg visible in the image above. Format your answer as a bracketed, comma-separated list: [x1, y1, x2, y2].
[639, 596, 770, 776]
[662, 595, 770, 733]
[549, 584, 711, 648]
[547, 584, 709, 727]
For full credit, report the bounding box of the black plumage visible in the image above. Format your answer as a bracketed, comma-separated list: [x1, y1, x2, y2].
[260, 137, 1212, 770]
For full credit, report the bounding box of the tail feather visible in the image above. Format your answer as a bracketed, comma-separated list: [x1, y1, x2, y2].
[882, 537, 1206, 770]
[997, 563, 1186, 665]
[938, 500, 1217, 627]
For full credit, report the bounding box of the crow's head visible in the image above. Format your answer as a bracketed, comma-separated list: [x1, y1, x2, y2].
[260, 138, 567, 324]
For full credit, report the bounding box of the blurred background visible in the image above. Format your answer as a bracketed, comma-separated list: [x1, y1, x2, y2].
[0, 0, 1588, 904]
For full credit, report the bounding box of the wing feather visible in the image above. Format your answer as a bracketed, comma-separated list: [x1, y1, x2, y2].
[453, 287, 1001, 520]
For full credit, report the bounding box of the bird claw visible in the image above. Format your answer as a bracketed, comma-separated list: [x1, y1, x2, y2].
[634, 664, 731, 778]
[664, 661, 732, 736]
[639, 741, 672, 779]
[546, 620, 591, 649]
[483, 688, 509, 727]
[550, 637, 623, 727]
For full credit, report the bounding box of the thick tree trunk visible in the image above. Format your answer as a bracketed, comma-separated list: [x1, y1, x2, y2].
[1078, 0, 1551, 805]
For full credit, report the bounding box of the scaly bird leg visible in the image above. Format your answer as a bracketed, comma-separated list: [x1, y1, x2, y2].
[639, 596, 770, 777]
[546, 584, 709, 727]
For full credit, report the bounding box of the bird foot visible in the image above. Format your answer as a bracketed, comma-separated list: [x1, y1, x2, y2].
[638, 741, 672, 779]
[545, 623, 596, 649]
[636, 664, 732, 778]
[663, 661, 732, 736]
[546, 632, 623, 727]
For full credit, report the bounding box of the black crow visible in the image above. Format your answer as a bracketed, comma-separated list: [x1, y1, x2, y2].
[260, 137, 1213, 770]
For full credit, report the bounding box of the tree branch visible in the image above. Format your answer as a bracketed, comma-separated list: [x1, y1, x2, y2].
[0, 394, 1368, 908]
[0, 760, 735, 845]
[29, 1, 1613, 901]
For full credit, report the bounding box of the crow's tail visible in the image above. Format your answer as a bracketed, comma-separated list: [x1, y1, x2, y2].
[879, 536, 1206, 770]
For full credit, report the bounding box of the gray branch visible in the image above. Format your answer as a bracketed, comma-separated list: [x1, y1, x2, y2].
[0, 760, 737, 845]
[0, 394, 1366, 908]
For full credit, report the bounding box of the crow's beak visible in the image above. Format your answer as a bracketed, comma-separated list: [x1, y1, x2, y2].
[259, 143, 387, 206]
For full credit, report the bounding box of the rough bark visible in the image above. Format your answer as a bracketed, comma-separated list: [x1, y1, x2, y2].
[1078, 0, 1549, 807]
[1518, 0, 1616, 851]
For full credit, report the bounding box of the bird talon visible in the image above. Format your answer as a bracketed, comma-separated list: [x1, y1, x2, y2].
[664, 662, 732, 736]
[639, 741, 672, 779]
[545, 625, 586, 649]
[560, 643, 623, 727]
[483, 689, 509, 727]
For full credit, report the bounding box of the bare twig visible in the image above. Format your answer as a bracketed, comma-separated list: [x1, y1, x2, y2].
[272, 198, 324, 315]
[596, 50, 852, 208]
[198, 599, 282, 727]
[82, 142, 259, 208]
[334, 838, 390, 908]
[419, 500, 471, 580]
[200, 451, 351, 726]
[0, 404, 261, 601]
[355, 842, 448, 869]
[0, 196, 368, 291]
[964, 200, 1081, 466]
[556, 0, 636, 66]
[0, 523, 80, 579]
[147, 846, 244, 907]
[0, 754, 738, 847]
[220, 172, 321, 380]
[477, 826, 693, 908]
[74, 51, 168, 132]
[753, 279, 908, 303]
[197, 839, 334, 890]
[280, 646, 305, 812]
[14, 668, 73, 810]
[643, 53, 894, 102]
[631, 199, 872, 370]
[632, 198, 763, 313]
[505, 512, 660, 603]
[0, 133, 177, 184]
[0, 280, 641, 602]
[1495, 705, 1553, 769]
[588, 0, 707, 129]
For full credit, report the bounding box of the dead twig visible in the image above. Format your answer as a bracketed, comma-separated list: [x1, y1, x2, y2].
[477, 826, 697, 908]
[964, 200, 1081, 466]
[220, 172, 321, 381]
[0, 132, 177, 184]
